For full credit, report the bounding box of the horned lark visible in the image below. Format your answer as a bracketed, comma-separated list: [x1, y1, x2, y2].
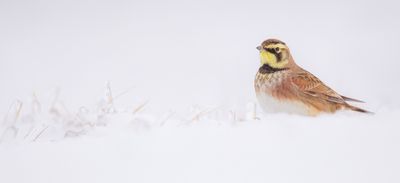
[254, 38, 371, 116]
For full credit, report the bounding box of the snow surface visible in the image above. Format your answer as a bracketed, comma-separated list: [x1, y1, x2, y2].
[1, 107, 400, 183]
[1, 0, 400, 182]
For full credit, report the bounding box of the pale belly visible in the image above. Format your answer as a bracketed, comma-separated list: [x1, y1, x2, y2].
[256, 92, 310, 115]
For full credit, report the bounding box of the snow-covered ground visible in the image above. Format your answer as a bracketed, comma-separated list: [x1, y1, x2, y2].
[1, 94, 400, 183]
[1, 0, 400, 182]
[1, 103, 400, 183]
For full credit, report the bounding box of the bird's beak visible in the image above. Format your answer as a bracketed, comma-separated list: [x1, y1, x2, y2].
[256, 46, 261, 51]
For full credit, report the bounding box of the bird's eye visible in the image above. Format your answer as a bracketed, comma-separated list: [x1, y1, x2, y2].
[275, 47, 280, 52]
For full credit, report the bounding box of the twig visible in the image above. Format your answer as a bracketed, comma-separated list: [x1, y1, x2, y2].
[132, 100, 149, 114]
[189, 106, 220, 122]
[105, 81, 114, 105]
[32, 92, 42, 114]
[2, 101, 16, 127]
[24, 125, 35, 139]
[160, 111, 175, 126]
[104, 81, 117, 113]
[13, 100, 23, 125]
[0, 100, 23, 142]
[32, 125, 49, 142]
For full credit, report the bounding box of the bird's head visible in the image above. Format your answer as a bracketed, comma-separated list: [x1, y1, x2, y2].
[256, 39, 292, 69]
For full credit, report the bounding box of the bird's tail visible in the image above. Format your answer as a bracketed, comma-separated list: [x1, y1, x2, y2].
[345, 104, 374, 114]
[341, 95, 365, 103]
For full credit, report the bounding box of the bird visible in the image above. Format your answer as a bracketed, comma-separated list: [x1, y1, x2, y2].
[254, 38, 371, 116]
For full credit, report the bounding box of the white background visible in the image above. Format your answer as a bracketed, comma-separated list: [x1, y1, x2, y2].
[1, 0, 399, 112]
[1, 0, 400, 183]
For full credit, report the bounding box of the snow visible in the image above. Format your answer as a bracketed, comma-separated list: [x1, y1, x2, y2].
[1, 0, 400, 182]
[1, 109, 400, 183]
[1, 94, 399, 183]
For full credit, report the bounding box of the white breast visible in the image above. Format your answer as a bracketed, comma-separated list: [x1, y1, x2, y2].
[256, 92, 309, 115]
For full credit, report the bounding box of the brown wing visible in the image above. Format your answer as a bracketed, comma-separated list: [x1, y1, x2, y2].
[290, 69, 346, 104]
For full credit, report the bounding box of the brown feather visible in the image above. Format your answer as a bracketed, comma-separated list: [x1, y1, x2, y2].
[288, 68, 373, 114]
[341, 95, 365, 103]
[345, 104, 373, 114]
